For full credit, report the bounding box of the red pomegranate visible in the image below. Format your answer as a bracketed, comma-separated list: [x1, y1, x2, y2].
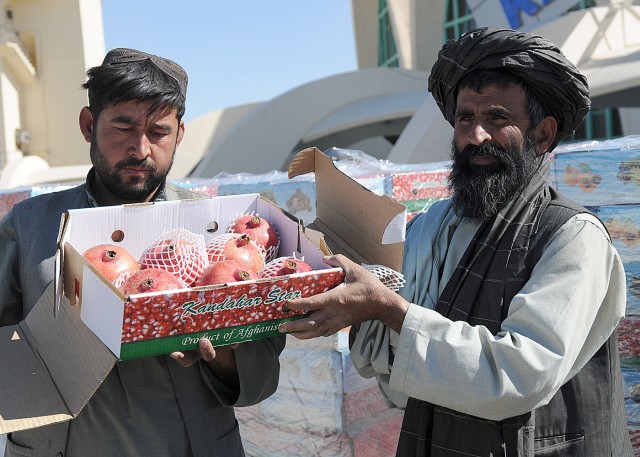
[206, 233, 265, 274]
[82, 243, 140, 287]
[228, 214, 279, 261]
[120, 268, 184, 295]
[139, 231, 207, 287]
[259, 256, 313, 278]
[196, 260, 258, 287]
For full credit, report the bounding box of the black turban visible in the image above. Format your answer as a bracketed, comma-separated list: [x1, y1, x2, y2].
[428, 27, 590, 149]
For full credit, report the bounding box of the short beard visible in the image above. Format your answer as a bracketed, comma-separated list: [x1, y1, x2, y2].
[90, 139, 174, 202]
[448, 137, 540, 220]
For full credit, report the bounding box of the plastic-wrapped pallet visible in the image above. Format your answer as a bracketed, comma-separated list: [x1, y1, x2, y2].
[324, 147, 452, 222]
[170, 176, 219, 197]
[214, 170, 317, 225]
[550, 135, 640, 453]
[0, 187, 30, 219]
[236, 332, 403, 457]
[551, 136, 640, 206]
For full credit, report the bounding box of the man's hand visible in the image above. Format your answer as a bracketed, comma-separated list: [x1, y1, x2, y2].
[278, 254, 410, 339]
[170, 338, 240, 389]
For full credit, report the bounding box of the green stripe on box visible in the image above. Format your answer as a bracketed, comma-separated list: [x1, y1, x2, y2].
[120, 315, 303, 360]
[401, 199, 442, 212]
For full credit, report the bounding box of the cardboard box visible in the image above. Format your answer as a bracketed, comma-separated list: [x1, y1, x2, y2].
[216, 172, 317, 226]
[552, 148, 640, 206]
[596, 204, 640, 263]
[0, 147, 406, 434]
[58, 194, 346, 360]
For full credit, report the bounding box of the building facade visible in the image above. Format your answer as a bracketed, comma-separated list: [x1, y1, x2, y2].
[1, 0, 640, 187]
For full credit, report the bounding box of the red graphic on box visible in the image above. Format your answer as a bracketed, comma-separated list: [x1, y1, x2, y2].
[618, 317, 640, 358]
[391, 171, 450, 202]
[122, 269, 345, 343]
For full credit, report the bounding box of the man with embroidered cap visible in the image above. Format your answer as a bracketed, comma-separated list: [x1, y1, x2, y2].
[279, 27, 633, 456]
[0, 48, 284, 457]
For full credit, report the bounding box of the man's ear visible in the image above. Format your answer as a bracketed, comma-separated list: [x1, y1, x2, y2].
[79, 106, 94, 143]
[534, 116, 558, 154]
[176, 120, 185, 147]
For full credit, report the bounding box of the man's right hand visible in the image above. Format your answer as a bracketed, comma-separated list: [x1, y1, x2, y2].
[277, 254, 410, 339]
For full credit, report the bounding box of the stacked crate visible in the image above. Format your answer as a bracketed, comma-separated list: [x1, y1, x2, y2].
[550, 136, 640, 453]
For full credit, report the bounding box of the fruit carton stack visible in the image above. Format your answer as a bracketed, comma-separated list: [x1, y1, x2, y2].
[169, 176, 219, 197]
[0, 187, 30, 219]
[236, 332, 403, 457]
[551, 135, 640, 451]
[215, 171, 317, 225]
[551, 144, 640, 206]
[383, 162, 452, 222]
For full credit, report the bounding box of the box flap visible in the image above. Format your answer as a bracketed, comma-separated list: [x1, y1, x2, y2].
[0, 283, 117, 434]
[54, 212, 69, 315]
[288, 147, 406, 272]
[0, 325, 71, 434]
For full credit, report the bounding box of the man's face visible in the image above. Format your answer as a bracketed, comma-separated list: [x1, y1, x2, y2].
[86, 100, 184, 205]
[449, 83, 541, 219]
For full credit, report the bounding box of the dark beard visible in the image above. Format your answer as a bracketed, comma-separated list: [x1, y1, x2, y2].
[448, 137, 540, 219]
[90, 140, 174, 202]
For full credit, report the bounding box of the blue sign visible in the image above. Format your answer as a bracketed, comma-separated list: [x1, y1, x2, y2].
[500, 0, 554, 28]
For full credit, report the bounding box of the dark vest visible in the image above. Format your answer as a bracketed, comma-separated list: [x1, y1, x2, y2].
[397, 189, 632, 456]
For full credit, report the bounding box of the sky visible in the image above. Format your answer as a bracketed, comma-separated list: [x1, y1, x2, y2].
[102, 1, 358, 123]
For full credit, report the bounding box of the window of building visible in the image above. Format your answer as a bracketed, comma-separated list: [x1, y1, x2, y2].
[567, 0, 596, 13]
[443, 0, 477, 42]
[564, 107, 623, 143]
[378, 0, 399, 67]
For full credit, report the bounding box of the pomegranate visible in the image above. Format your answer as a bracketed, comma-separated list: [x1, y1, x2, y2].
[260, 256, 313, 278]
[120, 268, 184, 295]
[139, 229, 207, 287]
[228, 214, 280, 262]
[82, 244, 140, 287]
[195, 260, 258, 287]
[206, 233, 265, 274]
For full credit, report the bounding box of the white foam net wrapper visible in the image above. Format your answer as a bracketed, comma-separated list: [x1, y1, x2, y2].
[227, 212, 281, 263]
[361, 264, 406, 291]
[113, 270, 135, 289]
[259, 252, 307, 278]
[139, 228, 208, 287]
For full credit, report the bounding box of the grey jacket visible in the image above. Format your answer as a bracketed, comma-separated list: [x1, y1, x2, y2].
[0, 179, 285, 457]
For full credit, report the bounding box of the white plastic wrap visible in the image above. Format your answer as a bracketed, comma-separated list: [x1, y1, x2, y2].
[236, 334, 403, 457]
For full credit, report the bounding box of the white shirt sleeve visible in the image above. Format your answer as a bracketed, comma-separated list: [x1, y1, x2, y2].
[388, 213, 627, 421]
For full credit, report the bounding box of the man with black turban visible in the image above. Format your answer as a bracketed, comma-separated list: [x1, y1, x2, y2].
[279, 27, 633, 456]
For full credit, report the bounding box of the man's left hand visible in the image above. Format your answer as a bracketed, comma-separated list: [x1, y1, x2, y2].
[170, 339, 240, 388]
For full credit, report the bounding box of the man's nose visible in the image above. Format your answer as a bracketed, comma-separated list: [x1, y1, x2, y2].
[469, 122, 492, 145]
[128, 134, 151, 159]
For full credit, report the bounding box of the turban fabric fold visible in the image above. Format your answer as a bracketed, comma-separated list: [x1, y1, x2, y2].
[428, 27, 590, 149]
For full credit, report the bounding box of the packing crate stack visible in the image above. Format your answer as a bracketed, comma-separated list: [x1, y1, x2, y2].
[234, 331, 405, 457]
[549, 135, 640, 454]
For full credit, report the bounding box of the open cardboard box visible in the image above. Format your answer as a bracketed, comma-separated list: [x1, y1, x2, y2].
[0, 147, 406, 434]
[58, 193, 347, 360]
